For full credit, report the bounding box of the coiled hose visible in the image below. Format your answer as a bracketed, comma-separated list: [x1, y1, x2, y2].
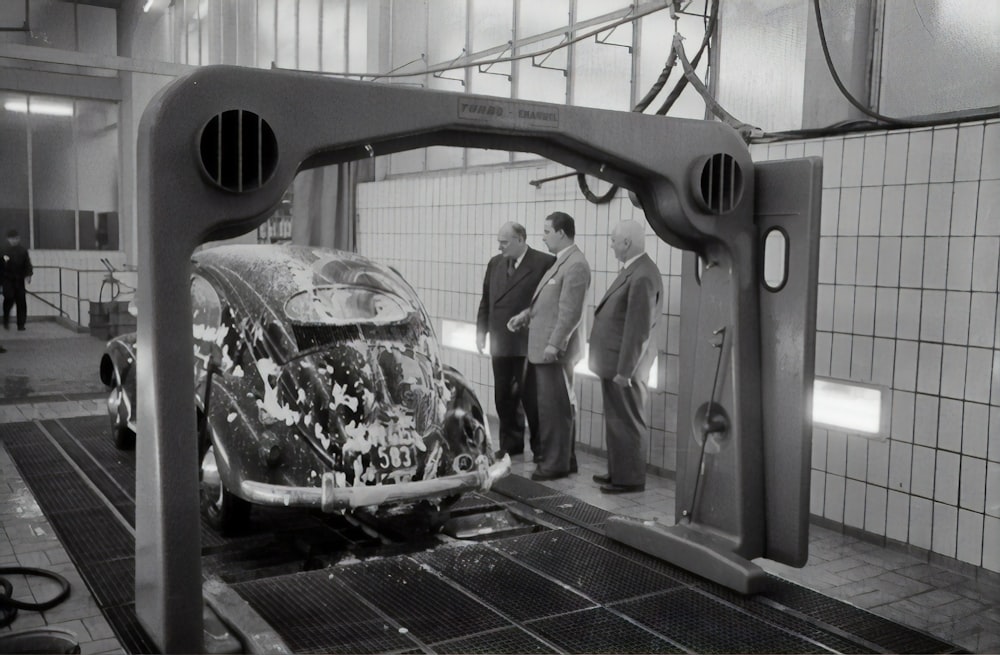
[0, 566, 72, 628]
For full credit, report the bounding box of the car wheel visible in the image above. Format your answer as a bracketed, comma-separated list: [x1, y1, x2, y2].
[199, 432, 250, 535]
[107, 367, 135, 450]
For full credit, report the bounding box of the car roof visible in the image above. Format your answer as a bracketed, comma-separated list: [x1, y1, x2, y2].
[192, 245, 420, 310]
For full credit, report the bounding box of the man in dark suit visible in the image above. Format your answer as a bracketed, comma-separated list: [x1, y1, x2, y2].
[589, 220, 663, 493]
[477, 222, 555, 459]
[1, 229, 33, 334]
[508, 212, 591, 481]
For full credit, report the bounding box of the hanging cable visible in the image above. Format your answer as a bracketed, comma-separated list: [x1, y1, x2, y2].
[576, 0, 716, 204]
[655, 0, 718, 115]
[812, 0, 913, 127]
[673, 34, 760, 140]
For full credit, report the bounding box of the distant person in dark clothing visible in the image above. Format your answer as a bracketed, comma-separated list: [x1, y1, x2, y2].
[2, 229, 33, 332]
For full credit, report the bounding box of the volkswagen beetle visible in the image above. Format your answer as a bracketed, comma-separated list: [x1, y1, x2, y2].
[99, 245, 508, 533]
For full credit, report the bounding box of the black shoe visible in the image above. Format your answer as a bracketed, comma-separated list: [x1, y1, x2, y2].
[531, 469, 569, 482]
[0, 345, 6, 353]
[16, 326, 25, 331]
[592, 473, 611, 484]
[600, 483, 645, 494]
[569, 462, 578, 474]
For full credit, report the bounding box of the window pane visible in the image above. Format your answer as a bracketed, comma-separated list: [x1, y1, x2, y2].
[0, 92, 30, 245]
[276, 0, 297, 68]
[715, 0, 807, 132]
[515, 0, 568, 105]
[321, 0, 347, 72]
[299, 0, 321, 71]
[186, 0, 200, 65]
[235, 0, 257, 66]
[468, 0, 512, 166]
[257, 0, 276, 68]
[76, 100, 119, 250]
[346, 0, 367, 73]
[30, 96, 77, 249]
[572, 26, 631, 110]
[880, 1, 1000, 116]
[0, 2, 28, 44]
[429, 0, 466, 92]
[77, 4, 116, 56]
[576, 0, 632, 22]
[388, 1, 427, 174]
[27, 0, 75, 50]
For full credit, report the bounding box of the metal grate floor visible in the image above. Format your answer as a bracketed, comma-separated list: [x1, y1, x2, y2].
[2, 417, 969, 655]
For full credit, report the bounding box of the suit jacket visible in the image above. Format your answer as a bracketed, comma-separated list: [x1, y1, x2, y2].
[477, 248, 555, 357]
[526, 244, 591, 365]
[589, 253, 663, 380]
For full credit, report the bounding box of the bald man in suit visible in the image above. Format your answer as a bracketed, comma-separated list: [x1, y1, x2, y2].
[477, 222, 555, 459]
[508, 212, 591, 481]
[589, 220, 663, 493]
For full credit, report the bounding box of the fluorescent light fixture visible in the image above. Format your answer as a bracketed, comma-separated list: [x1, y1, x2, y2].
[442, 319, 658, 388]
[142, 0, 154, 12]
[812, 377, 887, 437]
[441, 319, 484, 354]
[4, 99, 74, 117]
[576, 348, 658, 388]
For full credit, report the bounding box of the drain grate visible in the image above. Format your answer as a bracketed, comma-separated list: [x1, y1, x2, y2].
[616, 587, 823, 653]
[491, 530, 682, 603]
[765, 578, 963, 654]
[532, 494, 614, 528]
[45, 507, 134, 562]
[103, 605, 160, 654]
[431, 626, 557, 654]
[415, 544, 594, 622]
[526, 607, 685, 654]
[449, 491, 503, 515]
[234, 571, 418, 653]
[85, 558, 135, 608]
[334, 557, 509, 643]
[492, 475, 562, 501]
[2, 421, 155, 652]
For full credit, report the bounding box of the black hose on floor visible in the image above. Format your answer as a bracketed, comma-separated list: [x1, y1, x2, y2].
[0, 566, 72, 628]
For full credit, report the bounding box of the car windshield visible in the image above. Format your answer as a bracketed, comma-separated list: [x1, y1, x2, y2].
[284, 285, 411, 325]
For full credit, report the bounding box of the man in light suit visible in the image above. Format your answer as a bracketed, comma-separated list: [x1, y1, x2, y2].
[589, 220, 663, 493]
[477, 222, 556, 459]
[508, 212, 591, 481]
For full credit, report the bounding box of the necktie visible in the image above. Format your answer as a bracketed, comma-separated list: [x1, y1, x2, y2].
[506, 259, 515, 277]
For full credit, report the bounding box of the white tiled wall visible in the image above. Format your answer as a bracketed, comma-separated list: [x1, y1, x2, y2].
[754, 119, 1000, 573]
[357, 118, 1000, 574]
[356, 164, 684, 472]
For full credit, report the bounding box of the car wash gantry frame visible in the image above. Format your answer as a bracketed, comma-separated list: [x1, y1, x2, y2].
[136, 65, 820, 653]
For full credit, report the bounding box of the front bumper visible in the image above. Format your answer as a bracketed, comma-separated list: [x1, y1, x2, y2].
[240, 455, 511, 511]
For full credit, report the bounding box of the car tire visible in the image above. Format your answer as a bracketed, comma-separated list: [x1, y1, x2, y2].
[199, 430, 250, 535]
[107, 367, 135, 450]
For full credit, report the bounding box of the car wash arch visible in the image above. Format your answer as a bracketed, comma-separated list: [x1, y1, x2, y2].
[136, 65, 819, 652]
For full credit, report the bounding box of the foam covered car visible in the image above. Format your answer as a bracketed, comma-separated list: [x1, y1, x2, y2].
[100, 245, 508, 533]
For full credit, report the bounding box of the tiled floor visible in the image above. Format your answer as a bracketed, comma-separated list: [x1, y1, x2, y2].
[0, 431, 124, 655]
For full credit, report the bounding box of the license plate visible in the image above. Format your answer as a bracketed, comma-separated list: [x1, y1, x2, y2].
[374, 444, 416, 471]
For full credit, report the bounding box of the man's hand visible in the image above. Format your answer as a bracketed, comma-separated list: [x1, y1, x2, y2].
[475, 334, 486, 354]
[25, 276, 31, 285]
[542, 344, 559, 363]
[506, 310, 528, 332]
[613, 373, 631, 387]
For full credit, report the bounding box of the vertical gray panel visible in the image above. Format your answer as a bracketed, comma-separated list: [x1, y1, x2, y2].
[755, 157, 822, 566]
